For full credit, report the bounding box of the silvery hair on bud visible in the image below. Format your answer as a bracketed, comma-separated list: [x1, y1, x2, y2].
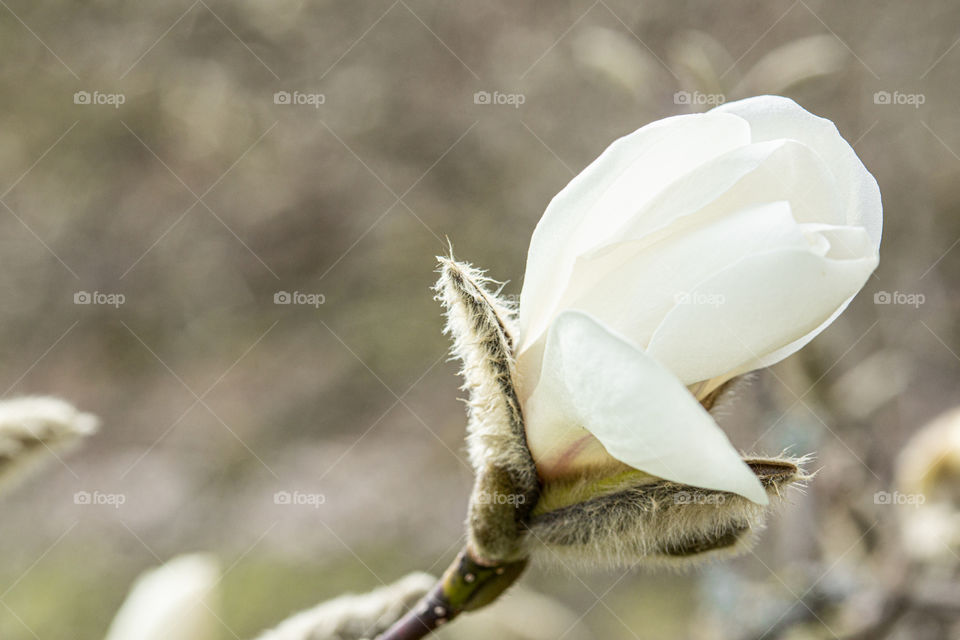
[0, 396, 98, 493]
[254, 572, 435, 640]
[433, 256, 525, 478]
[524, 455, 812, 570]
[434, 255, 539, 562]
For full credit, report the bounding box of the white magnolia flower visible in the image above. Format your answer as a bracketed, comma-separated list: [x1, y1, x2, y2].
[516, 95, 881, 504]
[105, 554, 220, 640]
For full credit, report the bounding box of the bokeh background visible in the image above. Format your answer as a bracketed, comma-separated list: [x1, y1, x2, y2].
[1, 0, 959, 638]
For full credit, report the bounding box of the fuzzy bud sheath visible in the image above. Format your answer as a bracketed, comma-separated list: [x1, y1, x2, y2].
[374, 256, 810, 640]
[254, 573, 435, 640]
[525, 457, 811, 569]
[434, 257, 540, 563]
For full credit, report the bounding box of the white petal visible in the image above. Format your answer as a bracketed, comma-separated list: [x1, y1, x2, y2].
[519, 112, 751, 355]
[524, 310, 767, 504]
[646, 239, 878, 384]
[725, 224, 878, 375]
[608, 138, 843, 248]
[517, 136, 845, 390]
[105, 554, 220, 640]
[558, 201, 808, 350]
[712, 95, 882, 247]
[737, 298, 851, 377]
[518, 131, 853, 395]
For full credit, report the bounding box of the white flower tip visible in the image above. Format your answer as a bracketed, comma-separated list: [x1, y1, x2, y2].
[739, 471, 770, 506]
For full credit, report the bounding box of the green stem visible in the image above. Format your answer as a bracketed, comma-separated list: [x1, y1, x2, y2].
[376, 547, 527, 640]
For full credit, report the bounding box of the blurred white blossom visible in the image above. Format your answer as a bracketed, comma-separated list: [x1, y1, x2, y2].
[105, 554, 220, 640]
[0, 396, 98, 492]
[897, 407, 960, 561]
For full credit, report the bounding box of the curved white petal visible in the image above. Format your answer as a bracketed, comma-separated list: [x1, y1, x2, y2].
[516, 136, 846, 393]
[712, 95, 882, 247]
[722, 224, 878, 376]
[517, 133, 858, 393]
[608, 137, 842, 247]
[646, 238, 878, 385]
[524, 310, 767, 504]
[575, 200, 809, 337]
[519, 112, 752, 355]
[734, 295, 852, 377]
[105, 554, 220, 640]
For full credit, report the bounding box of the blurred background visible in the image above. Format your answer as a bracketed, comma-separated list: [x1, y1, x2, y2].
[1, 0, 959, 638]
